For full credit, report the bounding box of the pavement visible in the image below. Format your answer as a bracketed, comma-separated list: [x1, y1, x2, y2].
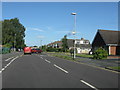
[76, 56, 119, 69]
[46, 52, 119, 72]
[1, 53, 119, 89]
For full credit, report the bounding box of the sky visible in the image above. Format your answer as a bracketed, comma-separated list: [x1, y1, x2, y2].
[2, 2, 118, 46]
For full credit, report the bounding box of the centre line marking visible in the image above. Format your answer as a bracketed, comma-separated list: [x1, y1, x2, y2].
[80, 80, 98, 90]
[45, 59, 51, 63]
[54, 64, 68, 74]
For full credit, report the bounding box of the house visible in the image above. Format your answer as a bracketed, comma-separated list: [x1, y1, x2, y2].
[47, 38, 91, 54]
[47, 41, 62, 48]
[92, 29, 120, 55]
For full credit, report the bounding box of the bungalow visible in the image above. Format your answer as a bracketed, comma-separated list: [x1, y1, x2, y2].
[92, 29, 120, 55]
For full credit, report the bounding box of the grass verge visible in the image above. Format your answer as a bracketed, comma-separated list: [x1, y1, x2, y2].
[107, 66, 120, 70]
[76, 54, 93, 58]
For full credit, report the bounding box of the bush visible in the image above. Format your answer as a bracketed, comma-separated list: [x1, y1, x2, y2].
[93, 47, 108, 59]
[46, 47, 62, 52]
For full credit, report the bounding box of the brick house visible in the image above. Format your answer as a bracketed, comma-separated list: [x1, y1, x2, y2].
[92, 29, 120, 55]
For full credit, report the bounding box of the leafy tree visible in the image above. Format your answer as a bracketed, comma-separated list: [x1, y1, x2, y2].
[61, 35, 68, 52]
[41, 45, 47, 52]
[0, 21, 2, 45]
[2, 18, 26, 51]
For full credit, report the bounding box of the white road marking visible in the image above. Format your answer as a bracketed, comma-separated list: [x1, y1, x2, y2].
[80, 80, 98, 90]
[54, 64, 68, 74]
[0, 56, 19, 73]
[45, 59, 51, 63]
[41, 57, 43, 59]
[5, 57, 14, 61]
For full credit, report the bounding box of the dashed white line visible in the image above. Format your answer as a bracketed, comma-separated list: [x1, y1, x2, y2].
[0, 56, 19, 73]
[5, 57, 14, 61]
[45, 59, 51, 63]
[54, 64, 68, 74]
[80, 80, 98, 90]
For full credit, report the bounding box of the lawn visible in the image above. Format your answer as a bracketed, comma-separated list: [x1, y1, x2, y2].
[108, 66, 120, 70]
[76, 54, 93, 58]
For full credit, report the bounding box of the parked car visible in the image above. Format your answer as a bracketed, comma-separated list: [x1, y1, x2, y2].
[24, 47, 32, 55]
[36, 48, 42, 53]
[31, 48, 42, 53]
[31, 49, 37, 53]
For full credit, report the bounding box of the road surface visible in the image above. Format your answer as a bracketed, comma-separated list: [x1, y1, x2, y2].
[1, 53, 119, 89]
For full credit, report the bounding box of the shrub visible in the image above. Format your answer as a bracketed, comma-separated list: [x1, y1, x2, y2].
[93, 47, 108, 59]
[46, 47, 62, 52]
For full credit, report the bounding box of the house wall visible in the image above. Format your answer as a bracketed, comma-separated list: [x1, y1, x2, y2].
[110, 46, 116, 55]
[92, 32, 107, 53]
[77, 48, 91, 54]
[92, 32, 106, 49]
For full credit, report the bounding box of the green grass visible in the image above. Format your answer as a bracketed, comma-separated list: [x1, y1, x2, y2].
[108, 66, 120, 70]
[52, 54, 73, 60]
[76, 54, 93, 58]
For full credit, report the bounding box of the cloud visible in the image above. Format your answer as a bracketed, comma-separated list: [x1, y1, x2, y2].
[27, 27, 44, 32]
[37, 35, 45, 38]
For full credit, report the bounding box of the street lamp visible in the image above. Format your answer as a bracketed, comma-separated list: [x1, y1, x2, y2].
[71, 12, 77, 59]
[13, 33, 16, 51]
[40, 40, 42, 48]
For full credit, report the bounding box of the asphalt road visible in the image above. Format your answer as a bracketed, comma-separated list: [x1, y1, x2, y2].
[1, 53, 119, 89]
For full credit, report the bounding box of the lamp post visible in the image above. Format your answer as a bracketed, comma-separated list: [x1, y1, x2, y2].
[71, 12, 76, 59]
[13, 33, 16, 51]
[41, 40, 42, 48]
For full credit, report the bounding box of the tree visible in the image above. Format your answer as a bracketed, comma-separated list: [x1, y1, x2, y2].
[0, 21, 2, 45]
[2, 18, 26, 51]
[61, 35, 68, 52]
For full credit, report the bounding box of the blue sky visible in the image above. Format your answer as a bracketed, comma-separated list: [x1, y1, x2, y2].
[2, 2, 118, 46]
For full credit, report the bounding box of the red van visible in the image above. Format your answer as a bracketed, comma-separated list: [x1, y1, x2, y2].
[24, 47, 32, 54]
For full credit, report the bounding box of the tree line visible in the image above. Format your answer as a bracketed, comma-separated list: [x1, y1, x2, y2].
[2, 18, 26, 51]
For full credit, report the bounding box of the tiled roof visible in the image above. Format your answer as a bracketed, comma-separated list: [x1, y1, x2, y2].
[98, 29, 120, 45]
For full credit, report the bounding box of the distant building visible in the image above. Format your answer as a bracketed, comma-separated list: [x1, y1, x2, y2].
[92, 29, 120, 55]
[47, 41, 62, 48]
[47, 38, 91, 54]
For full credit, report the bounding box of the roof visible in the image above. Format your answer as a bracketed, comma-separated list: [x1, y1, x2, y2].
[98, 29, 120, 45]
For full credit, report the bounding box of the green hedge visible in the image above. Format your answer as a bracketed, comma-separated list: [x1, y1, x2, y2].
[2, 47, 11, 54]
[46, 47, 63, 52]
[93, 47, 108, 59]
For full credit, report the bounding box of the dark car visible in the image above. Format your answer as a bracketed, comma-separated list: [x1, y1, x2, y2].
[31, 48, 42, 53]
[31, 49, 37, 53]
[36, 49, 42, 53]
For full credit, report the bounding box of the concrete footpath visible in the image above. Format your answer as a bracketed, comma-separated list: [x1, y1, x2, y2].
[76, 56, 120, 72]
